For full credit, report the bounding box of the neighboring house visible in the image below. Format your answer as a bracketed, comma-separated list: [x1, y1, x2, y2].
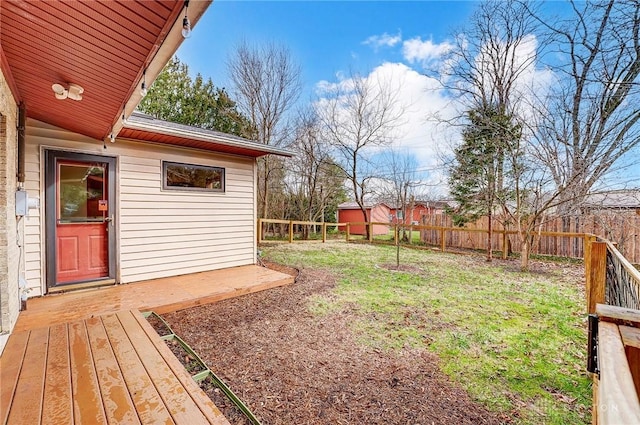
[0, 0, 292, 354]
[391, 200, 451, 225]
[581, 190, 640, 214]
[337, 202, 391, 235]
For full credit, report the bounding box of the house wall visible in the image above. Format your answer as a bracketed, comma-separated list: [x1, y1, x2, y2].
[370, 205, 391, 235]
[0, 67, 20, 354]
[24, 119, 257, 296]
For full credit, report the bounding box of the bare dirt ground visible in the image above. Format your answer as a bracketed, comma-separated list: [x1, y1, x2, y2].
[163, 261, 512, 425]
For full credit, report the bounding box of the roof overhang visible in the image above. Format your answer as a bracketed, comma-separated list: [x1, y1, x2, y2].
[118, 113, 294, 158]
[0, 0, 211, 143]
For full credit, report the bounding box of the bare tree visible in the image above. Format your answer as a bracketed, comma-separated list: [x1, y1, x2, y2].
[227, 41, 303, 218]
[382, 150, 420, 235]
[380, 149, 421, 266]
[285, 109, 346, 237]
[441, 0, 540, 117]
[530, 0, 640, 212]
[315, 70, 404, 239]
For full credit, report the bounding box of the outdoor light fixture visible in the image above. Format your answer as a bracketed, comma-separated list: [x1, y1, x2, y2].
[181, 0, 191, 38]
[52, 83, 83, 101]
[140, 69, 148, 97]
[122, 109, 128, 125]
[109, 133, 116, 143]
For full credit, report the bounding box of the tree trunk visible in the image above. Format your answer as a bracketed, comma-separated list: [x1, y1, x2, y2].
[487, 210, 493, 262]
[521, 236, 530, 271]
[396, 225, 400, 268]
[359, 206, 370, 240]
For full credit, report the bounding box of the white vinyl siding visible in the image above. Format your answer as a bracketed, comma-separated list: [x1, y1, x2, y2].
[24, 119, 257, 295]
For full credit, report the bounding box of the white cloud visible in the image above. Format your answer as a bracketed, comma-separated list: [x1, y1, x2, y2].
[402, 37, 453, 65]
[362, 32, 402, 51]
[314, 62, 459, 195]
[313, 33, 554, 198]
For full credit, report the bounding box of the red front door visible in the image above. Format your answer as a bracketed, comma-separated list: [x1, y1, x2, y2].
[56, 160, 109, 283]
[46, 152, 115, 288]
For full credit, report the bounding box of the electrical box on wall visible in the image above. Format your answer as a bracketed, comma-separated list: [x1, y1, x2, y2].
[15, 190, 39, 217]
[15, 190, 28, 216]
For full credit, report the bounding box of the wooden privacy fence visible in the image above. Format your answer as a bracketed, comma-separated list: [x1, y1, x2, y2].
[422, 213, 640, 264]
[586, 238, 640, 424]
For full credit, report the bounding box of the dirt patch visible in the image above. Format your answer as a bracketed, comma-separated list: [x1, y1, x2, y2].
[164, 265, 508, 425]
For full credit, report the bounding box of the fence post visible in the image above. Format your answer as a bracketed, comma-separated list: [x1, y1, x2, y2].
[502, 231, 508, 259]
[289, 220, 294, 244]
[346, 223, 350, 242]
[440, 227, 446, 252]
[257, 219, 262, 244]
[587, 241, 607, 314]
[368, 222, 373, 242]
[322, 223, 327, 243]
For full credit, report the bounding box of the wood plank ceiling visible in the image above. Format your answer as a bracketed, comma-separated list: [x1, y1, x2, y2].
[1, 0, 184, 141]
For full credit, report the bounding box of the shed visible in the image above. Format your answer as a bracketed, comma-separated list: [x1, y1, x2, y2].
[337, 202, 391, 235]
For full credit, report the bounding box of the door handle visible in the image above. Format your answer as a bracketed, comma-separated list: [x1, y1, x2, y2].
[104, 215, 114, 225]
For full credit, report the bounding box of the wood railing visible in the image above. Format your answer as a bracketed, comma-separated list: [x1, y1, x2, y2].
[586, 238, 640, 424]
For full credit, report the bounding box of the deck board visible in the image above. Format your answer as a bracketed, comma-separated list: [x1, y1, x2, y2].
[0, 330, 29, 424]
[1, 310, 230, 425]
[6, 327, 49, 425]
[69, 321, 108, 425]
[86, 316, 141, 424]
[42, 324, 73, 425]
[116, 311, 213, 424]
[131, 310, 229, 425]
[101, 314, 176, 425]
[15, 265, 293, 332]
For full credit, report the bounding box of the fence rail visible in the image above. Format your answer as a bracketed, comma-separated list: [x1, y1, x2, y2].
[258, 218, 594, 261]
[421, 213, 640, 263]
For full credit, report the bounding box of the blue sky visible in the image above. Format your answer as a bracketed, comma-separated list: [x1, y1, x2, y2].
[176, 1, 637, 194]
[178, 1, 478, 101]
[176, 1, 485, 193]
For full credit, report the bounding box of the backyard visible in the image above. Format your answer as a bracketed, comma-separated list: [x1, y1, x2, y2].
[164, 242, 590, 424]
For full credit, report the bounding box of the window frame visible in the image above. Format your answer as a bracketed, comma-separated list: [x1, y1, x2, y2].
[162, 161, 225, 193]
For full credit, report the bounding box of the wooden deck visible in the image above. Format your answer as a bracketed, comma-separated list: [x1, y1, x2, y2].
[15, 264, 294, 332]
[1, 265, 293, 424]
[1, 310, 230, 425]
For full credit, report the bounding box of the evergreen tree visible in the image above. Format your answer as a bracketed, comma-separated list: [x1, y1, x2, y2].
[138, 56, 252, 137]
[448, 105, 521, 260]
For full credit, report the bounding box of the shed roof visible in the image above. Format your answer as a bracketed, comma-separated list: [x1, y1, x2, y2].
[583, 190, 640, 209]
[118, 112, 293, 158]
[338, 202, 391, 210]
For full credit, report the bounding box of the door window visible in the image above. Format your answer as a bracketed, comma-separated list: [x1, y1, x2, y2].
[58, 163, 106, 222]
